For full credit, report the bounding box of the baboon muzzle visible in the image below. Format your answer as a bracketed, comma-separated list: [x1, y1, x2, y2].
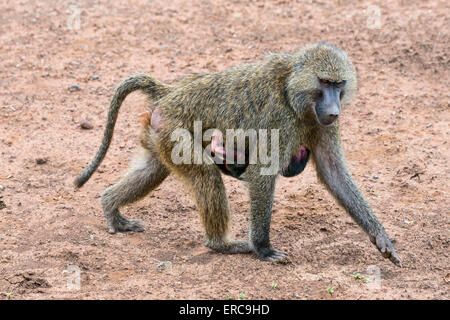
[315, 85, 341, 126]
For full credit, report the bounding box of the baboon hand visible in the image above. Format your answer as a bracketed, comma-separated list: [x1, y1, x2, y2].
[370, 231, 402, 267]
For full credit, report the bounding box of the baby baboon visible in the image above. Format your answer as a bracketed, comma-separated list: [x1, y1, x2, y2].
[75, 42, 401, 267]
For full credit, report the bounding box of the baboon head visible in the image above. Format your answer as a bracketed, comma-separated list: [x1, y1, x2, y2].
[287, 42, 357, 126]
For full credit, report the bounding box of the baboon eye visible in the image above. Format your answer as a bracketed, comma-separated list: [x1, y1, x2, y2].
[320, 79, 346, 87]
[337, 80, 346, 87]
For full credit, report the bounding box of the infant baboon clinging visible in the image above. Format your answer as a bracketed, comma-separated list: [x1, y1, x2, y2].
[75, 42, 401, 267]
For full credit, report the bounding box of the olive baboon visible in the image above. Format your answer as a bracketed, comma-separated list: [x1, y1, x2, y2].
[75, 42, 401, 267]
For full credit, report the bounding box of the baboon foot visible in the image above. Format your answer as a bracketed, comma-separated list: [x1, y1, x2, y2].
[206, 239, 252, 254]
[256, 248, 288, 263]
[107, 211, 146, 234]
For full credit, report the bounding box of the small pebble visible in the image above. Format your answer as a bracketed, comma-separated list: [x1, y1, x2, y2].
[91, 74, 100, 80]
[80, 120, 93, 130]
[69, 84, 81, 92]
[156, 261, 172, 271]
[36, 156, 48, 165]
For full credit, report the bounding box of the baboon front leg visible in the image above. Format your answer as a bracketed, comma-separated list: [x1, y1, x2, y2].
[313, 133, 401, 267]
[101, 148, 169, 234]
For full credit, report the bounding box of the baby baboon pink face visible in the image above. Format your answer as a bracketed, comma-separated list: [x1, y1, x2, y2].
[210, 130, 227, 160]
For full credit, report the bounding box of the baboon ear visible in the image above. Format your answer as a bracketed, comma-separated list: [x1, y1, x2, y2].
[287, 73, 314, 115]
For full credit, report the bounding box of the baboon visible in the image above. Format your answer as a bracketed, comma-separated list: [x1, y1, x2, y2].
[75, 42, 401, 267]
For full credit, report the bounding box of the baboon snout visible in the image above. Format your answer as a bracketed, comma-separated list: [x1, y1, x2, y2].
[323, 104, 340, 124]
[315, 102, 340, 126]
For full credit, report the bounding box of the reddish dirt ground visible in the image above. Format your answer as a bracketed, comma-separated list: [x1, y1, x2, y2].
[0, 0, 449, 300]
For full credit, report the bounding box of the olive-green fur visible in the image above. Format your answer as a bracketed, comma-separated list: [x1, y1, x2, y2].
[75, 42, 401, 266]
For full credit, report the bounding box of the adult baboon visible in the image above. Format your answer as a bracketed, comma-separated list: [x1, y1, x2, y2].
[75, 42, 401, 267]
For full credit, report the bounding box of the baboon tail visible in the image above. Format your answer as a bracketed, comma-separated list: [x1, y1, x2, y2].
[74, 73, 170, 188]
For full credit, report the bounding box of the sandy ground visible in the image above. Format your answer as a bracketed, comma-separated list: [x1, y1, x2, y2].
[0, 0, 449, 300]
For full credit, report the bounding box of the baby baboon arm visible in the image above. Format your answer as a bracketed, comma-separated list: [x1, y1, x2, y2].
[247, 168, 287, 262]
[312, 132, 401, 267]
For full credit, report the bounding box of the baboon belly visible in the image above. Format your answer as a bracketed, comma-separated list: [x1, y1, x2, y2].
[212, 145, 310, 180]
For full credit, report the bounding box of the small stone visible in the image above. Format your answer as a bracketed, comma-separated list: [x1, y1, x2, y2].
[91, 74, 100, 80]
[80, 120, 93, 130]
[36, 156, 48, 165]
[156, 261, 172, 271]
[69, 84, 81, 92]
[0, 200, 6, 210]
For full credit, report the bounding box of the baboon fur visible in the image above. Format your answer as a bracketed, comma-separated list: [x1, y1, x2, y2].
[75, 42, 401, 266]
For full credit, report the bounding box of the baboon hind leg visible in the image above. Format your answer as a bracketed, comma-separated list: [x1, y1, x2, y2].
[172, 163, 251, 254]
[101, 148, 169, 234]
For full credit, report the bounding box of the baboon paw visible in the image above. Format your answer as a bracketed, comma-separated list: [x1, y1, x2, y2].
[370, 232, 402, 267]
[109, 218, 146, 233]
[108, 227, 117, 234]
[256, 248, 289, 263]
[120, 218, 146, 232]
